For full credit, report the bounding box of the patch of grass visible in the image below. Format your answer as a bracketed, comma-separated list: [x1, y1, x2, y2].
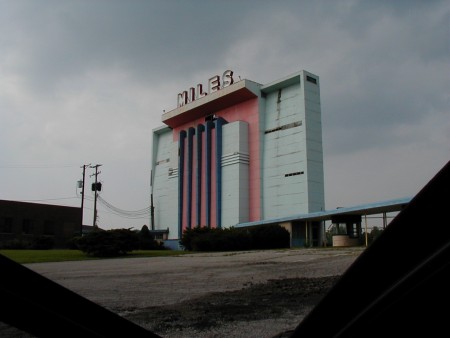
[0, 249, 189, 264]
[0, 250, 93, 264]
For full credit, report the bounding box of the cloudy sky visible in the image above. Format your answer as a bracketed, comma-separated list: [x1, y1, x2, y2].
[1, 0, 448, 230]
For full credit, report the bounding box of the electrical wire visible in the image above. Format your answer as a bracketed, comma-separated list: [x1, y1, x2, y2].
[96, 195, 150, 219]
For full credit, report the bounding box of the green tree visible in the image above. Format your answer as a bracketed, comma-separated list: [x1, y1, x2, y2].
[369, 226, 383, 244]
[138, 225, 159, 250]
[360, 226, 384, 246]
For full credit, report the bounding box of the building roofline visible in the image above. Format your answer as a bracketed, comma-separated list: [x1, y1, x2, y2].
[0, 199, 80, 210]
[161, 79, 260, 128]
[236, 197, 412, 228]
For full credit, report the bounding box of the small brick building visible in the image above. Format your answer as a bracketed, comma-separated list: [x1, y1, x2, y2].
[0, 200, 82, 248]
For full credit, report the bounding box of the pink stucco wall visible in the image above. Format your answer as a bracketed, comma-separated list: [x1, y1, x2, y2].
[173, 97, 260, 230]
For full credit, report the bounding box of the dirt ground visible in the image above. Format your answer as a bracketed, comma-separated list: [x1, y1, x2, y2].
[1, 247, 364, 338]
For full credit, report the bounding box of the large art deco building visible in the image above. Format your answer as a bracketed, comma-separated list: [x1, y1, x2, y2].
[151, 70, 325, 248]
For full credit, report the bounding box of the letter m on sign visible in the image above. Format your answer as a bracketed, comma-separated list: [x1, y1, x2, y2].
[177, 91, 189, 107]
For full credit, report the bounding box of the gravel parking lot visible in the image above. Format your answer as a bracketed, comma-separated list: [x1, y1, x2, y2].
[3, 247, 365, 337]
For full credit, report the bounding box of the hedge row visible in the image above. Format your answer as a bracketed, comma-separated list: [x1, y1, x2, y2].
[0, 235, 55, 250]
[180, 224, 290, 251]
[74, 226, 163, 257]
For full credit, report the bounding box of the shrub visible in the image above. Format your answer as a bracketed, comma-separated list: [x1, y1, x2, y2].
[76, 228, 139, 257]
[31, 235, 55, 250]
[180, 227, 212, 251]
[249, 224, 290, 249]
[188, 227, 250, 251]
[180, 224, 289, 252]
[0, 236, 56, 250]
[0, 238, 30, 249]
[221, 227, 252, 251]
[67, 236, 81, 249]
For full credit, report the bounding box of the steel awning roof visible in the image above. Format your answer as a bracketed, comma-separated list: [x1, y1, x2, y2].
[236, 197, 412, 228]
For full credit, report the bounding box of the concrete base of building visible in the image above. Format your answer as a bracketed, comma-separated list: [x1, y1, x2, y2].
[163, 239, 182, 250]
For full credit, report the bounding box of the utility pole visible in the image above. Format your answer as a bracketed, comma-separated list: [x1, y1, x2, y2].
[150, 169, 155, 230]
[90, 164, 102, 228]
[80, 164, 90, 235]
[150, 193, 155, 230]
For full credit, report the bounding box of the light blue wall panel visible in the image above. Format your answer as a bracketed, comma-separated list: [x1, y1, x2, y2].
[303, 71, 325, 212]
[221, 121, 249, 226]
[261, 70, 324, 219]
[151, 129, 178, 239]
[262, 84, 308, 219]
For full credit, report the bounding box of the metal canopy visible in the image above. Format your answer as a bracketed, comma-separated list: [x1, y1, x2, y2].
[236, 197, 412, 228]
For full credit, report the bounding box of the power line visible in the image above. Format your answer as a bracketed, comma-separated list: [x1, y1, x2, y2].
[97, 195, 150, 219]
[77, 193, 150, 219]
[74, 164, 151, 222]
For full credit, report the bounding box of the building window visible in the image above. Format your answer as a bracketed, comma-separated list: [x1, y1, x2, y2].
[285, 171, 304, 177]
[306, 75, 317, 84]
[1, 217, 13, 233]
[22, 219, 33, 234]
[44, 220, 55, 235]
[265, 121, 302, 134]
[336, 223, 347, 235]
[349, 223, 360, 238]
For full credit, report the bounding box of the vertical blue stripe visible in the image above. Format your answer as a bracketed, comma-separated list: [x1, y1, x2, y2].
[215, 117, 227, 228]
[178, 130, 186, 239]
[186, 128, 195, 229]
[205, 121, 213, 228]
[196, 124, 205, 227]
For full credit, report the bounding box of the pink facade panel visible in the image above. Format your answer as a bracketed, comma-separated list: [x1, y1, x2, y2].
[173, 97, 260, 230]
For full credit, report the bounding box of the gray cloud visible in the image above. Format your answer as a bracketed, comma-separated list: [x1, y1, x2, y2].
[0, 0, 448, 228]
